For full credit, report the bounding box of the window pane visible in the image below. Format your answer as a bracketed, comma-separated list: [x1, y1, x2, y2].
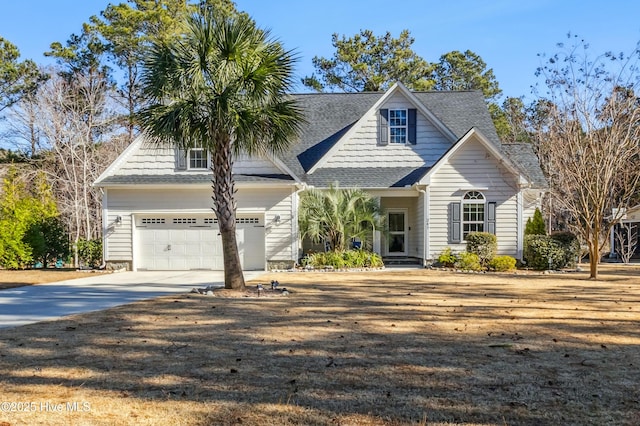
[462, 200, 485, 239]
[389, 234, 405, 253]
[390, 128, 406, 144]
[388, 213, 405, 232]
[389, 109, 406, 126]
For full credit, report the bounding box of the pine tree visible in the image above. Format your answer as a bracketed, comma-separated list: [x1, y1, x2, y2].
[525, 208, 546, 236]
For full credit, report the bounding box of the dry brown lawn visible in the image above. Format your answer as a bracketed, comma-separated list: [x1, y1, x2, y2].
[0, 264, 639, 425]
[0, 269, 108, 290]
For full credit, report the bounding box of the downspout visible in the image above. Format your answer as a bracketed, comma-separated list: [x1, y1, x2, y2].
[292, 183, 308, 266]
[415, 185, 428, 267]
[100, 188, 108, 269]
[517, 190, 524, 260]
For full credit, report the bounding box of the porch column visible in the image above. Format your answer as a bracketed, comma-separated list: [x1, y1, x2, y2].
[517, 191, 524, 259]
[609, 225, 616, 258]
[373, 230, 381, 254]
[425, 186, 430, 263]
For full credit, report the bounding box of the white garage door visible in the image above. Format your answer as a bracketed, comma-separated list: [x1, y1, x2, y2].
[136, 214, 265, 271]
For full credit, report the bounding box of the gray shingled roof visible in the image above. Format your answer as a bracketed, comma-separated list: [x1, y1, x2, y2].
[501, 144, 548, 188]
[286, 92, 381, 178]
[304, 167, 431, 188]
[98, 89, 546, 189]
[283, 91, 546, 188]
[287, 90, 545, 189]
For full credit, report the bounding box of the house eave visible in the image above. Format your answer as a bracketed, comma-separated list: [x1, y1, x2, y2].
[96, 182, 298, 190]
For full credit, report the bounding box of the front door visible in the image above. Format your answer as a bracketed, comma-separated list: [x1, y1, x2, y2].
[387, 211, 407, 256]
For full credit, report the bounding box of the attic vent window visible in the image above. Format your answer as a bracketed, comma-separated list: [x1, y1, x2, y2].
[188, 148, 208, 169]
[389, 109, 407, 144]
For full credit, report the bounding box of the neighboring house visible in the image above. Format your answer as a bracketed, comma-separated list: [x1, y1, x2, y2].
[609, 205, 640, 260]
[94, 82, 546, 271]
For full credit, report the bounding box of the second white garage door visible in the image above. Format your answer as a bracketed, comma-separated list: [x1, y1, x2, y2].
[136, 214, 265, 270]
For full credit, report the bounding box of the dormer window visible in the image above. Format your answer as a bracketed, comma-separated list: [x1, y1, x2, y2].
[389, 109, 407, 144]
[378, 108, 417, 145]
[188, 148, 208, 170]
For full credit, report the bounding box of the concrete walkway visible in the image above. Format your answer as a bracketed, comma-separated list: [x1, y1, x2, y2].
[0, 270, 265, 328]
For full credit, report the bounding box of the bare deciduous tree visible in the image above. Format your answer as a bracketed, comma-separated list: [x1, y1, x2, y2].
[9, 69, 126, 266]
[534, 35, 640, 279]
[615, 223, 638, 264]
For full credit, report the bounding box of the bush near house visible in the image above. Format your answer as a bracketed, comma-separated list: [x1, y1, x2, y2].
[523, 232, 580, 270]
[77, 238, 103, 268]
[437, 247, 457, 267]
[302, 249, 383, 269]
[465, 232, 497, 266]
[454, 252, 483, 271]
[488, 255, 517, 272]
[437, 246, 516, 272]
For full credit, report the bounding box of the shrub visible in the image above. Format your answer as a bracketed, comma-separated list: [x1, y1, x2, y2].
[77, 238, 103, 268]
[525, 208, 546, 236]
[488, 255, 517, 272]
[551, 232, 580, 267]
[466, 232, 497, 266]
[303, 249, 383, 269]
[437, 247, 457, 267]
[24, 216, 70, 267]
[454, 252, 483, 271]
[523, 233, 579, 270]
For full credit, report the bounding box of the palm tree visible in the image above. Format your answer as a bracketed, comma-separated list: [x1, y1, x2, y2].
[299, 185, 384, 252]
[137, 9, 304, 289]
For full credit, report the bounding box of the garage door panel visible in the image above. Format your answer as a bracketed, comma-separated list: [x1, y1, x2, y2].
[136, 215, 264, 271]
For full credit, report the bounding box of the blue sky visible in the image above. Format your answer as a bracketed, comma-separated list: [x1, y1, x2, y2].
[1, 0, 640, 102]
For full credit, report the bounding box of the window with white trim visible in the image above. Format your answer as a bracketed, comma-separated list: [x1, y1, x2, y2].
[188, 148, 208, 169]
[462, 191, 485, 239]
[389, 109, 407, 144]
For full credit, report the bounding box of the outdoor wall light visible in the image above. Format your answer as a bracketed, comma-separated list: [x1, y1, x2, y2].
[274, 215, 281, 224]
[115, 215, 122, 224]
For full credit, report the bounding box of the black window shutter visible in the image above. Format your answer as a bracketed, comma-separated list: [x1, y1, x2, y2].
[408, 108, 417, 144]
[450, 202, 461, 243]
[176, 148, 187, 170]
[487, 202, 496, 235]
[378, 109, 389, 145]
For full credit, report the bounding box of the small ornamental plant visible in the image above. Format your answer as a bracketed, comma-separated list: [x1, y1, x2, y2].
[488, 255, 517, 272]
[454, 252, 483, 271]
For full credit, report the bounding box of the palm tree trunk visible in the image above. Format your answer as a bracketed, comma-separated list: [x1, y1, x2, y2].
[212, 136, 245, 290]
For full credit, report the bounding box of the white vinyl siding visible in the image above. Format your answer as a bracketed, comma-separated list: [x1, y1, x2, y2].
[323, 94, 452, 168]
[428, 138, 519, 258]
[112, 140, 283, 176]
[522, 189, 543, 225]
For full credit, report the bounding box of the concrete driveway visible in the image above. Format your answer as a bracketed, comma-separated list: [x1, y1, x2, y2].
[0, 270, 266, 328]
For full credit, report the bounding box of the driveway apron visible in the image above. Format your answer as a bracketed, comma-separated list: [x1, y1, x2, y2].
[0, 270, 265, 328]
